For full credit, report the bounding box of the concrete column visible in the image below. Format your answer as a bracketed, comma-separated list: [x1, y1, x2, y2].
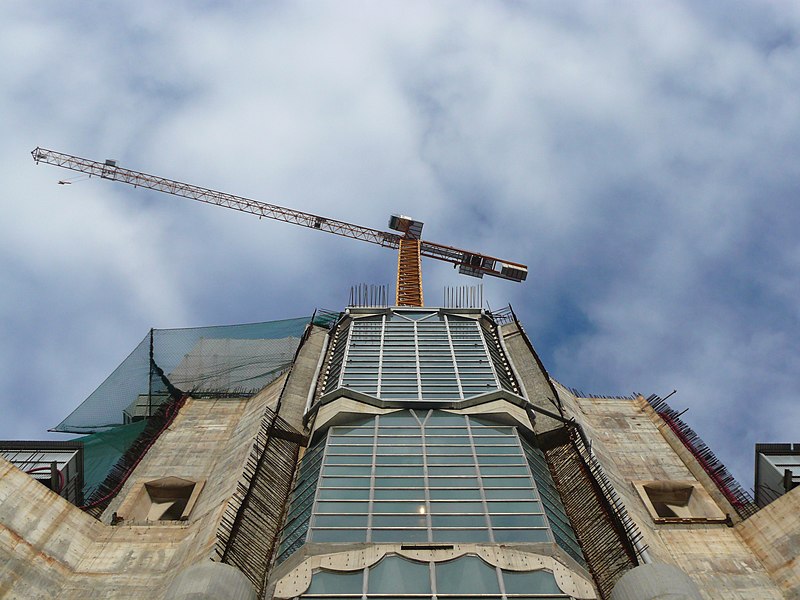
[165, 561, 257, 600]
[610, 563, 703, 600]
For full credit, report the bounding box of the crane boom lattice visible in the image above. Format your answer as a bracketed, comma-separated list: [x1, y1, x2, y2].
[31, 147, 528, 306]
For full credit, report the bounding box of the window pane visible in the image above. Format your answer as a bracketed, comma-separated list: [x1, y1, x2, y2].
[320, 477, 370, 488]
[326, 454, 373, 465]
[330, 436, 373, 445]
[473, 446, 518, 454]
[323, 466, 371, 476]
[429, 477, 478, 488]
[372, 501, 426, 514]
[429, 466, 476, 476]
[487, 501, 542, 513]
[425, 427, 468, 436]
[491, 514, 547, 528]
[427, 455, 474, 465]
[429, 488, 481, 501]
[377, 445, 419, 455]
[317, 488, 370, 500]
[375, 466, 424, 477]
[426, 436, 470, 445]
[375, 477, 424, 488]
[315, 501, 368, 514]
[314, 515, 368, 528]
[481, 477, 533, 488]
[368, 556, 431, 595]
[376, 454, 423, 465]
[310, 528, 367, 542]
[306, 569, 363, 594]
[492, 529, 550, 543]
[431, 514, 487, 528]
[484, 488, 537, 500]
[378, 436, 421, 445]
[435, 556, 500, 595]
[426, 445, 471, 455]
[432, 529, 490, 543]
[502, 570, 563, 595]
[327, 445, 372, 455]
[374, 489, 425, 501]
[479, 465, 530, 476]
[371, 528, 428, 543]
[372, 515, 427, 528]
[477, 454, 526, 465]
[430, 501, 483, 513]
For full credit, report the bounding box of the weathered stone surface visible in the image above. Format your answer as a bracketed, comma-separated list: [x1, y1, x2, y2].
[0, 374, 285, 599]
[737, 486, 800, 599]
[547, 388, 786, 600]
[611, 562, 703, 600]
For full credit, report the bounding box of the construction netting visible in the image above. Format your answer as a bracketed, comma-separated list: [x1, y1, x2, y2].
[77, 420, 148, 500]
[54, 317, 311, 434]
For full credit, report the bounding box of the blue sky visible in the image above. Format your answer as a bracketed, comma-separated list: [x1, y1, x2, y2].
[1, 1, 798, 489]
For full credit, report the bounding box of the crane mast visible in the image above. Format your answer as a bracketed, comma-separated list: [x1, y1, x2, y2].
[31, 147, 527, 306]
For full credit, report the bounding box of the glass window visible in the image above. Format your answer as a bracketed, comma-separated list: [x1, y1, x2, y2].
[430, 501, 483, 514]
[296, 410, 578, 553]
[372, 501, 426, 514]
[490, 514, 547, 528]
[429, 488, 481, 501]
[493, 529, 551, 543]
[484, 488, 538, 501]
[367, 556, 431, 595]
[315, 501, 368, 514]
[502, 570, 563, 595]
[432, 528, 490, 543]
[325, 454, 373, 465]
[371, 528, 428, 543]
[435, 556, 500, 595]
[486, 501, 542, 514]
[375, 465, 424, 477]
[372, 515, 427, 528]
[311, 528, 367, 543]
[335, 313, 503, 402]
[314, 515, 368, 528]
[427, 455, 474, 465]
[428, 477, 479, 488]
[322, 466, 371, 476]
[374, 489, 425, 501]
[376, 454, 423, 465]
[374, 477, 424, 488]
[431, 514, 487, 528]
[317, 488, 370, 500]
[306, 570, 363, 595]
[319, 476, 370, 488]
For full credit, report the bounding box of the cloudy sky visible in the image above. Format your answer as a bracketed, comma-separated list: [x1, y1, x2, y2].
[1, 1, 798, 489]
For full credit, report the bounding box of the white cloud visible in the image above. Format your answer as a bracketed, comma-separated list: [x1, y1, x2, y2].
[0, 1, 798, 487]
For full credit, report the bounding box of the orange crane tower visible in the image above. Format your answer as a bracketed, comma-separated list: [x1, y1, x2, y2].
[32, 147, 527, 306]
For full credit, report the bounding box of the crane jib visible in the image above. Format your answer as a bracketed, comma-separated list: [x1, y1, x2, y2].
[31, 147, 527, 283]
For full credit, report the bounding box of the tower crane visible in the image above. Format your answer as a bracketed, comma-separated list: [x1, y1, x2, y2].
[31, 147, 527, 306]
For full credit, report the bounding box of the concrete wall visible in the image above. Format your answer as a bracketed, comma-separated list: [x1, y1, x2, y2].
[0, 375, 285, 599]
[737, 486, 800, 599]
[548, 387, 786, 600]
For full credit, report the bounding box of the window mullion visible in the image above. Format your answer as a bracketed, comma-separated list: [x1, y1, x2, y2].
[413, 321, 422, 401]
[466, 415, 495, 543]
[306, 432, 330, 542]
[338, 320, 355, 390]
[366, 416, 378, 543]
[376, 315, 386, 399]
[444, 314, 465, 401]
[476, 320, 503, 390]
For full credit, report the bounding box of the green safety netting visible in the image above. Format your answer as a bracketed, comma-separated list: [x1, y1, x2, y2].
[54, 316, 312, 434]
[76, 419, 148, 500]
